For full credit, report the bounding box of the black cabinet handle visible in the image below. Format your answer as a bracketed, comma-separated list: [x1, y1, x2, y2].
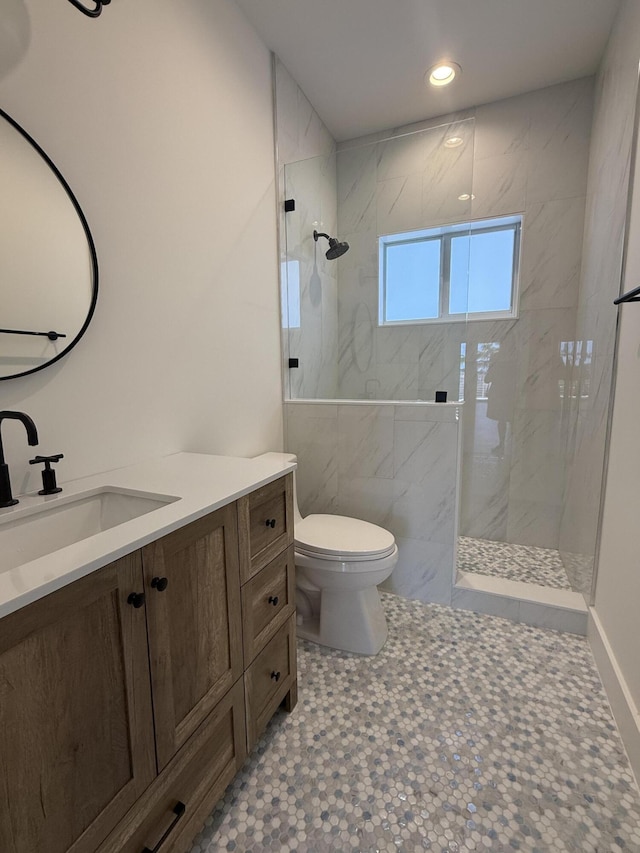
[141, 801, 186, 853]
[127, 592, 145, 609]
[151, 576, 169, 592]
[265, 518, 277, 528]
[271, 670, 281, 682]
[268, 595, 279, 606]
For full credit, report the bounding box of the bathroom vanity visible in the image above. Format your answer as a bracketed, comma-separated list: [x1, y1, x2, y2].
[0, 452, 296, 853]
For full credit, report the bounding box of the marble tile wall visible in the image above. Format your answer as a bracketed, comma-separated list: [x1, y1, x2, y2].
[275, 58, 339, 400]
[334, 78, 594, 551]
[285, 401, 460, 605]
[558, 47, 639, 596]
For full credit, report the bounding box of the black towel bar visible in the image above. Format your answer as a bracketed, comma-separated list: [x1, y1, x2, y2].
[614, 284, 640, 304]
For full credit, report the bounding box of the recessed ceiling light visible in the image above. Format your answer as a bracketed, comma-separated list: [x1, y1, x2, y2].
[427, 62, 461, 87]
[445, 135, 464, 148]
[458, 193, 476, 201]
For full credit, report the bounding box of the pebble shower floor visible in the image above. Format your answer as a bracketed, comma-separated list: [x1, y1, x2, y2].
[189, 594, 640, 852]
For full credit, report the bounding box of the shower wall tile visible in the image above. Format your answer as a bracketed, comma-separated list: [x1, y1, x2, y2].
[376, 132, 428, 180]
[527, 76, 594, 154]
[513, 308, 576, 412]
[393, 403, 459, 422]
[508, 409, 567, 506]
[526, 143, 590, 204]
[284, 403, 338, 515]
[376, 326, 420, 365]
[284, 401, 460, 607]
[474, 96, 530, 161]
[519, 197, 585, 310]
[382, 537, 454, 605]
[337, 144, 377, 234]
[376, 175, 423, 235]
[470, 152, 527, 218]
[417, 325, 465, 402]
[506, 498, 562, 549]
[337, 404, 395, 479]
[421, 145, 475, 225]
[275, 59, 334, 164]
[336, 475, 396, 528]
[375, 363, 419, 400]
[460, 485, 509, 542]
[390, 477, 455, 545]
[393, 420, 456, 487]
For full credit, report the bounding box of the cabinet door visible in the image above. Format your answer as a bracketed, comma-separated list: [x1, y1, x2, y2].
[0, 553, 155, 853]
[142, 503, 243, 770]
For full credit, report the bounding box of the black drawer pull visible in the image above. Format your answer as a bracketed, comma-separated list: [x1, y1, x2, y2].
[265, 518, 277, 528]
[142, 801, 186, 853]
[271, 670, 281, 682]
[151, 576, 169, 592]
[268, 595, 279, 606]
[127, 592, 145, 609]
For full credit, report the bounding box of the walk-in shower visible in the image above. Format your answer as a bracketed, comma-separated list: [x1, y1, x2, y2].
[280, 74, 630, 609]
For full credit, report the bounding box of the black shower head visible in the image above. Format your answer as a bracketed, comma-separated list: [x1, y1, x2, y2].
[313, 230, 350, 260]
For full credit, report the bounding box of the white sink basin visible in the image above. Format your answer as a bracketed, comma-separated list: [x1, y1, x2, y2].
[0, 487, 180, 572]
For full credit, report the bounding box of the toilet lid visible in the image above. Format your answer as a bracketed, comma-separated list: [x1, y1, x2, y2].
[295, 514, 396, 560]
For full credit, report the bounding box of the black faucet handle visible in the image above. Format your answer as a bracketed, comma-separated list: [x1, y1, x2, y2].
[29, 454, 64, 466]
[29, 453, 64, 468]
[29, 454, 64, 495]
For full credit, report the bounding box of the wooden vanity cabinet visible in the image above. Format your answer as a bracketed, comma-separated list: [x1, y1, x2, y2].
[0, 553, 155, 853]
[0, 473, 296, 853]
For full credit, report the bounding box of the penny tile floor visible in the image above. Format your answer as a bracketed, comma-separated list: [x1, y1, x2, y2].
[457, 538, 572, 591]
[188, 594, 640, 852]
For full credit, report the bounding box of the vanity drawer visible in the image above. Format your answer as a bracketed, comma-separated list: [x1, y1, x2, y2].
[238, 474, 293, 583]
[245, 614, 297, 751]
[242, 545, 295, 666]
[97, 680, 246, 853]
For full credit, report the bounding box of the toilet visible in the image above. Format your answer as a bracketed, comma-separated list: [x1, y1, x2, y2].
[286, 455, 398, 655]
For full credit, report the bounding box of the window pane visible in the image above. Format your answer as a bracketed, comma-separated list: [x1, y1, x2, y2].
[451, 228, 515, 314]
[385, 239, 441, 321]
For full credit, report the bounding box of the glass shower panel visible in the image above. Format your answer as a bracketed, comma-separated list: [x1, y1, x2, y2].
[283, 152, 339, 400]
[282, 118, 476, 402]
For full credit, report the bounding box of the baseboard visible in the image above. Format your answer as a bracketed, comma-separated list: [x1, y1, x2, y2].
[588, 609, 640, 789]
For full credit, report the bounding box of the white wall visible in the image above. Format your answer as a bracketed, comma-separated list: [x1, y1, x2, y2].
[592, 0, 640, 780]
[0, 0, 283, 495]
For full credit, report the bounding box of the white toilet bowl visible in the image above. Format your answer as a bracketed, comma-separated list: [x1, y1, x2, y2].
[293, 506, 398, 656]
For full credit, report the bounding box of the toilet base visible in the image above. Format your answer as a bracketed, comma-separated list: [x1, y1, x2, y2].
[297, 586, 388, 656]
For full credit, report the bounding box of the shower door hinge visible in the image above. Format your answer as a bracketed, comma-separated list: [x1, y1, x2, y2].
[284, 199, 295, 213]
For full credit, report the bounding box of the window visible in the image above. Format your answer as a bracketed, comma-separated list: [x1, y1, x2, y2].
[379, 215, 521, 325]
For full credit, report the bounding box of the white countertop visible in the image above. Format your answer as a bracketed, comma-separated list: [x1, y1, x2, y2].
[0, 451, 296, 620]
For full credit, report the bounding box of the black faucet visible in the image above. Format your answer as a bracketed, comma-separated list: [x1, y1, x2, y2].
[0, 411, 39, 508]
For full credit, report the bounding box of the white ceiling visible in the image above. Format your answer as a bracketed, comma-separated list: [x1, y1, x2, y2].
[235, 0, 621, 141]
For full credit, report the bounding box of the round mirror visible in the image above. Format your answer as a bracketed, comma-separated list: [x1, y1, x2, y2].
[0, 108, 98, 380]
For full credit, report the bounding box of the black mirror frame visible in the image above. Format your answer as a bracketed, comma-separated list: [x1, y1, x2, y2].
[0, 107, 98, 381]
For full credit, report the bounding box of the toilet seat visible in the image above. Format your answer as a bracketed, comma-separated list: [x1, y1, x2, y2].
[294, 514, 396, 562]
